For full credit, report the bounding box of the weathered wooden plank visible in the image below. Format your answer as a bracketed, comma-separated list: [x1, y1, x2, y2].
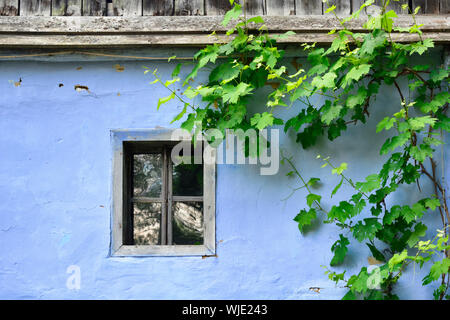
[0, 15, 447, 33]
[374, 0, 409, 13]
[0, 0, 18, 15]
[441, 0, 450, 14]
[244, 0, 266, 15]
[351, 0, 366, 14]
[175, 0, 204, 15]
[143, 0, 174, 16]
[111, 0, 142, 16]
[0, 32, 448, 48]
[20, 0, 52, 16]
[412, 0, 440, 14]
[52, 0, 82, 16]
[205, 0, 232, 15]
[82, 0, 106, 16]
[296, 0, 322, 15]
[267, 0, 295, 15]
[329, 0, 351, 16]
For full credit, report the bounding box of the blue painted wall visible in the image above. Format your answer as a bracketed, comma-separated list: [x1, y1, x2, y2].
[0, 47, 447, 299]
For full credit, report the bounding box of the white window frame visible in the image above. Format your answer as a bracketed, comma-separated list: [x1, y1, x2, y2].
[110, 128, 216, 257]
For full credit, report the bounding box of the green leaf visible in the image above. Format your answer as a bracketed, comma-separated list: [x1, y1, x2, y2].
[380, 132, 410, 155]
[250, 112, 274, 130]
[331, 162, 348, 175]
[157, 92, 175, 110]
[312, 72, 337, 89]
[366, 243, 386, 262]
[331, 176, 344, 198]
[407, 222, 427, 248]
[330, 234, 350, 266]
[172, 63, 182, 77]
[170, 103, 188, 124]
[408, 116, 437, 131]
[410, 144, 433, 163]
[423, 259, 450, 285]
[321, 102, 343, 125]
[352, 218, 382, 242]
[347, 87, 368, 108]
[222, 82, 253, 104]
[355, 174, 381, 193]
[424, 198, 440, 211]
[376, 117, 396, 133]
[343, 64, 371, 87]
[293, 208, 317, 233]
[388, 250, 408, 271]
[222, 4, 242, 27]
[306, 193, 322, 207]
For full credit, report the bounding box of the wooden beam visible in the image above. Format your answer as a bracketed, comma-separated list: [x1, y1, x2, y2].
[0, 31, 448, 48]
[0, 0, 18, 16]
[0, 14, 448, 47]
[0, 15, 446, 33]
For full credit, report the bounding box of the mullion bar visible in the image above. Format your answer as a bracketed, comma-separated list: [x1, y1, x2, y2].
[161, 146, 168, 245]
[167, 147, 174, 245]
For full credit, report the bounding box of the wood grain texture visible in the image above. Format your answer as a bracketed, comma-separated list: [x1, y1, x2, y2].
[374, 0, 409, 13]
[20, 0, 51, 16]
[1, 15, 447, 33]
[0, 0, 18, 15]
[143, 0, 174, 16]
[244, 0, 266, 15]
[0, 0, 17, 15]
[175, 0, 204, 15]
[205, 0, 232, 15]
[52, 0, 82, 16]
[441, 0, 450, 14]
[330, 0, 351, 15]
[412, 0, 440, 14]
[82, 0, 106, 16]
[296, 0, 322, 15]
[111, 0, 142, 16]
[266, 0, 295, 15]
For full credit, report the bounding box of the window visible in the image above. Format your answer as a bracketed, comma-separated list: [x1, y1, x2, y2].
[111, 129, 216, 256]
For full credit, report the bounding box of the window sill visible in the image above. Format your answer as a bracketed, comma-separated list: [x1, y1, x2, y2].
[111, 244, 215, 257]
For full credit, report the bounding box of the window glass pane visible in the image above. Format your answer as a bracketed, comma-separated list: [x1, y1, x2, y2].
[172, 161, 203, 196]
[134, 202, 162, 245]
[172, 202, 203, 245]
[133, 154, 162, 198]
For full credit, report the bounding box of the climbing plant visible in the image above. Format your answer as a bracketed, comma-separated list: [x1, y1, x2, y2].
[150, 0, 449, 300]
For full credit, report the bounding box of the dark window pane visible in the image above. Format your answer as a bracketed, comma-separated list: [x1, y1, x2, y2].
[172, 161, 203, 196]
[134, 202, 162, 245]
[172, 202, 203, 245]
[133, 154, 162, 198]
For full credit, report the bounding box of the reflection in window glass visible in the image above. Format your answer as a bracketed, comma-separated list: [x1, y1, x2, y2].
[172, 202, 203, 245]
[172, 161, 203, 196]
[134, 202, 162, 245]
[133, 154, 162, 197]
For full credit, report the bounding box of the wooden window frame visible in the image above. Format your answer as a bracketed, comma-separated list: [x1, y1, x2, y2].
[111, 129, 216, 257]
